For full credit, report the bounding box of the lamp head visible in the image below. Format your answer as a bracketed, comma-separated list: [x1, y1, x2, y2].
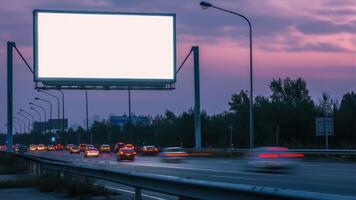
[34, 97, 39, 100]
[20, 109, 23, 111]
[200, 1, 212, 9]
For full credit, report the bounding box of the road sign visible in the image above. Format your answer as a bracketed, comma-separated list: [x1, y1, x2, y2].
[316, 117, 334, 136]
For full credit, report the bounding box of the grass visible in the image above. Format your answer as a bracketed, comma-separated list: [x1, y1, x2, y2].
[0, 174, 119, 199]
[0, 153, 29, 174]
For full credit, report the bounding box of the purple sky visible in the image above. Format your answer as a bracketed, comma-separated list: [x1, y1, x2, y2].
[0, 0, 355, 129]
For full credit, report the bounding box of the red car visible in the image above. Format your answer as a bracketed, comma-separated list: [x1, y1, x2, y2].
[117, 147, 136, 161]
[54, 143, 64, 151]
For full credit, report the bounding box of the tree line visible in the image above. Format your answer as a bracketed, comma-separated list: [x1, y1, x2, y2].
[1, 77, 355, 149]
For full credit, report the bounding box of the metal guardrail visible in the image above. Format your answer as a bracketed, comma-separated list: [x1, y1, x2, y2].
[185, 148, 356, 155]
[13, 153, 356, 200]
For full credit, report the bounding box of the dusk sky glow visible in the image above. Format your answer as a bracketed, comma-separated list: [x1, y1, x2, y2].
[0, 0, 355, 128]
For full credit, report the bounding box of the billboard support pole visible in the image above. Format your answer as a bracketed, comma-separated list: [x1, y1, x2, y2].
[7, 41, 15, 153]
[128, 89, 132, 143]
[192, 46, 201, 150]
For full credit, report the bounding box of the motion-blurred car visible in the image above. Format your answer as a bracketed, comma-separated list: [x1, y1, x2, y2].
[245, 147, 303, 171]
[66, 144, 74, 151]
[79, 144, 86, 151]
[159, 147, 189, 162]
[54, 143, 64, 151]
[114, 142, 125, 153]
[47, 145, 55, 151]
[84, 146, 99, 157]
[99, 144, 111, 153]
[117, 147, 136, 161]
[142, 146, 159, 155]
[28, 144, 37, 151]
[70, 146, 81, 154]
[37, 144, 46, 151]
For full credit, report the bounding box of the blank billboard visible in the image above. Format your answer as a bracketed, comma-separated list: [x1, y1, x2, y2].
[33, 10, 176, 86]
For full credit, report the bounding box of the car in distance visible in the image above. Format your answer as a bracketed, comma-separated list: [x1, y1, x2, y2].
[37, 144, 46, 151]
[114, 142, 125, 153]
[117, 147, 136, 161]
[142, 146, 159, 155]
[66, 144, 74, 151]
[70, 146, 81, 154]
[28, 144, 37, 151]
[99, 144, 111, 153]
[245, 147, 303, 171]
[84, 146, 100, 157]
[79, 144, 86, 152]
[47, 145, 55, 151]
[159, 147, 189, 162]
[54, 143, 64, 151]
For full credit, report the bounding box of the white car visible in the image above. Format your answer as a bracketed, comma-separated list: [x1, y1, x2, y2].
[84, 146, 100, 157]
[245, 147, 303, 171]
[159, 147, 189, 162]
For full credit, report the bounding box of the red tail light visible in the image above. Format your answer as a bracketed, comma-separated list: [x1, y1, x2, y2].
[258, 153, 279, 158]
[259, 153, 304, 158]
[280, 153, 304, 158]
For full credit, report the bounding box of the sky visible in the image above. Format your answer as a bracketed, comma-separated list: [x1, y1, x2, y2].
[0, 0, 355, 130]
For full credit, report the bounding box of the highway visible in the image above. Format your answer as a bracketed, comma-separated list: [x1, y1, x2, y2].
[27, 151, 356, 199]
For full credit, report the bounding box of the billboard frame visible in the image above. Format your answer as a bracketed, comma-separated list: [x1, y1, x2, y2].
[33, 9, 176, 87]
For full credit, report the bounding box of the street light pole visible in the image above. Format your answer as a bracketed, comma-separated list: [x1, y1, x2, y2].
[20, 109, 34, 125]
[29, 102, 47, 133]
[30, 107, 42, 133]
[13, 118, 24, 134]
[18, 113, 31, 133]
[35, 97, 53, 134]
[200, 1, 254, 149]
[58, 90, 65, 133]
[85, 90, 91, 144]
[38, 90, 60, 133]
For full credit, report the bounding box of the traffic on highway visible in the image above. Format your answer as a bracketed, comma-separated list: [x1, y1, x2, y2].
[1, 0, 355, 199]
[21, 143, 356, 198]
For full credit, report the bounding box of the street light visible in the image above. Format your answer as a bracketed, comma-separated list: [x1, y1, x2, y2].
[17, 112, 31, 133]
[30, 107, 42, 122]
[19, 109, 34, 124]
[35, 97, 53, 134]
[13, 117, 26, 134]
[199, 1, 254, 149]
[57, 90, 65, 133]
[30, 107, 42, 133]
[12, 120, 22, 134]
[38, 89, 60, 132]
[29, 102, 47, 133]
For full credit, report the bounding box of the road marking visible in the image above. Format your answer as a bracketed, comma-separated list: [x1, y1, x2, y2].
[106, 186, 168, 200]
[123, 162, 285, 177]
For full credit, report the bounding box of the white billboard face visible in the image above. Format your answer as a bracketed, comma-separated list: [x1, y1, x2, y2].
[34, 10, 176, 85]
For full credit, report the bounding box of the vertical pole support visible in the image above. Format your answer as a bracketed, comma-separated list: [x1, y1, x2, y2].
[7, 41, 15, 153]
[192, 46, 201, 150]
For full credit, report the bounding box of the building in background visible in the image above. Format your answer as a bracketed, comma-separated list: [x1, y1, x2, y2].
[109, 114, 151, 129]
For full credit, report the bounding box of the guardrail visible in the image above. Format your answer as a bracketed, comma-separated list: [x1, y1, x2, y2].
[13, 153, 356, 200]
[185, 148, 356, 158]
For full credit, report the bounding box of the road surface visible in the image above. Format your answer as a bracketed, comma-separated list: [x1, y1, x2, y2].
[27, 151, 356, 199]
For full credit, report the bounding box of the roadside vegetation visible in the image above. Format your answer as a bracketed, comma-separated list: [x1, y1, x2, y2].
[1, 77, 355, 149]
[0, 153, 28, 174]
